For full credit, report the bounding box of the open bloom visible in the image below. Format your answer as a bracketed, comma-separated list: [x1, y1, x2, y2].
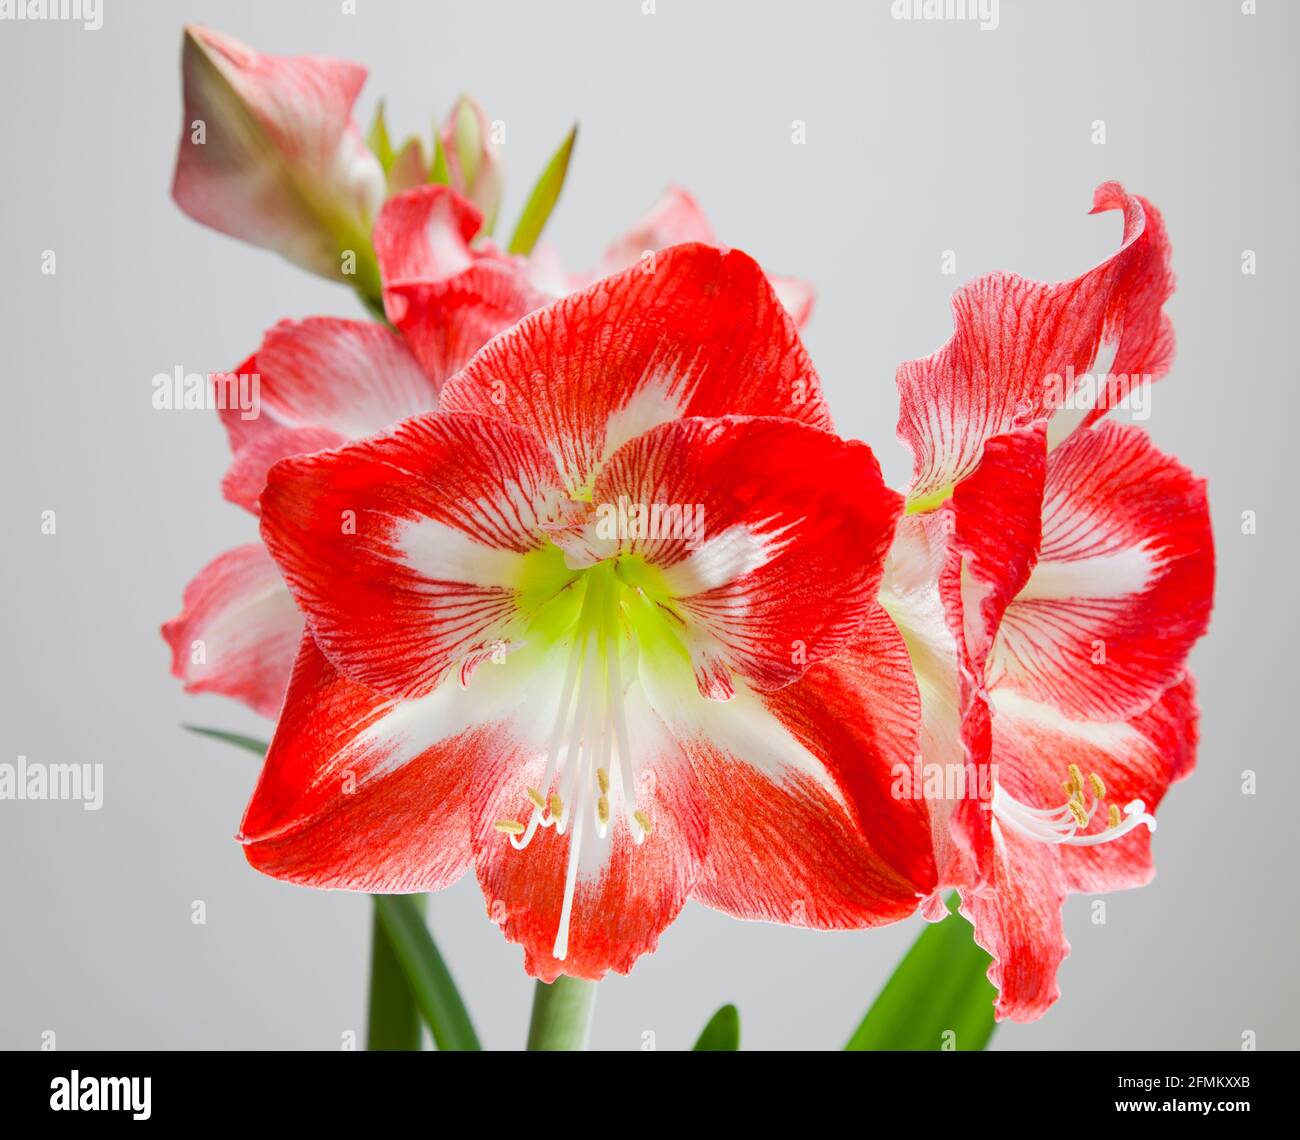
[242, 245, 936, 979]
[881, 183, 1214, 1019]
[172, 25, 385, 293]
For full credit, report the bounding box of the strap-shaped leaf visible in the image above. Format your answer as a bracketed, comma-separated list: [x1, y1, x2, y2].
[692, 1004, 741, 1051]
[507, 124, 577, 256]
[846, 895, 996, 1051]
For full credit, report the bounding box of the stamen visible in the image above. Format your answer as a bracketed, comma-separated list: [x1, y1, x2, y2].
[526, 787, 547, 810]
[494, 820, 525, 835]
[597, 767, 610, 794]
[1067, 763, 1084, 792]
[634, 810, 652, 835]
[597, 795, 609, 824]
[1089, 772, 1106, 798]
[549, 793, 564, 818]
[1108, 803, 1122, 829]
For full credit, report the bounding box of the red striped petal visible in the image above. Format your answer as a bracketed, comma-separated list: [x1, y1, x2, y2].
[440, 244, 831, 498]
[897, 183, 1174, 506]
[162, 544, 302, 718]
[259, 412, 570, 699]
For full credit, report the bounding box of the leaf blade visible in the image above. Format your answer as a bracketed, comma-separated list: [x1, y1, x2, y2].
[692, 1003, 741, 1051]
[506, 124, 577, 256]
[845, 895, 997, 1051]
[374, 894, 481, 1051]
[182, 724, 268, 757]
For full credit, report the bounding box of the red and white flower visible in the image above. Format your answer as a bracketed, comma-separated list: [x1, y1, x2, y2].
[242, 245, 936, 979]
[881, 183, 1214, 1020]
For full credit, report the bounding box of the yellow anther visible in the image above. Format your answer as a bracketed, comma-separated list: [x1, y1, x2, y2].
[597, 795, 609, 824]
[526, 787, 547, 810]
[493, 819, 525, 835]
[1067, 800, 1088, 829]
[1067, 763, 1084, 792]
[1108, 803, 1122, 830]
[549, 793, 563, 818]
[597, 767, 610, 794]
[633, 810, 653, 835]
[1061, 779, 1075, 796]
[1089, 772, 1105, 799]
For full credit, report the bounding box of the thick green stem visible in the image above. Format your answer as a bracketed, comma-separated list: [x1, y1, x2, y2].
[367, 894, 425, 1051]
[526, 977, 597, 1050]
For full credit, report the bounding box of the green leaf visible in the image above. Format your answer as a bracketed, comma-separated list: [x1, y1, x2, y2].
[692, 1003, 740, 1051]
[506, 124, 577, 256]
[182, 724, 268, 757]
[845, 895, 997, 1051]
[367, 99, 395, 174]
[373, 895, 481, 1051]
[367, 895, 425, 1050]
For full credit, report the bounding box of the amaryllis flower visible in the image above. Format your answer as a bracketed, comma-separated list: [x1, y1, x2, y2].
[172, 26, 385, 292]
[241, 245, 936, 979]
[880, 183, 1214, 1019]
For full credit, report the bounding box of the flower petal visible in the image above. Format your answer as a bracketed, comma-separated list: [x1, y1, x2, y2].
[372, 184, 482, 287]
[896, 183, 1174, 506]
[239, 634, 502, 890]
[171, 25, 383, 281]
[987, 422, 1213, 720]
[596, 187, 815, 327]
[471, 679, 707, 982]
[959, 820, 1069, 1023]
[162, 543, 302, 718]
[592, 416, 902, 692]
[440, 244, 831, 497]
[259, 411, 572, 699]
[645, 609, 936, 926]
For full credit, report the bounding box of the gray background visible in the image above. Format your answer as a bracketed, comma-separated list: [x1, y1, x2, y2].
[1, 0, 1295, 1051]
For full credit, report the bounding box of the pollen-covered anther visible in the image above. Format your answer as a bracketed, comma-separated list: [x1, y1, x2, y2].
[1108, 803, 1122, 829]
[634, 810, 652, 835]
[1089, 772, 1106, 798]
[1067, 763, 1084, 792]
[597, 795, 610, 824]
[597, 767, 610, 794]
[1067, 800, 1088, 828]
[494, 819, 526, 835]
[549, 792, 564, 818]
[526, 787, 547, 811]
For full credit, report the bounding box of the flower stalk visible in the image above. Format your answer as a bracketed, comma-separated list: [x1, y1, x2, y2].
[526, 977, 597, 1051]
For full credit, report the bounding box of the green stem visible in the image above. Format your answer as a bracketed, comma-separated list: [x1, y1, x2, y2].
[526, 977, 598, 1050]
[367, 894, 424, 1051]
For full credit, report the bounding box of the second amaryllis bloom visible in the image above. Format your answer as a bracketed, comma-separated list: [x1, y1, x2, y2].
[881, 183, 1214, 1020]
[243, 245, 936, 978]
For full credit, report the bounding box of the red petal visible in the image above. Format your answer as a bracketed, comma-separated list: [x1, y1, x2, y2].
[896, 183, 1175, 505]
[161, 544, 301, 718]
[216, 317, 436, 510]
[960, 821, 1069, 1023]
[259, 412, 569, 699]
[988, 422, 1213, 720]
[471, 688, 707, 982]
[659, 609, 936, 926]
[372, 184, 482, 286]
[239, 636, 476, 890]
[592, 416, 902, 691]
[440, 244, 831, 497]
